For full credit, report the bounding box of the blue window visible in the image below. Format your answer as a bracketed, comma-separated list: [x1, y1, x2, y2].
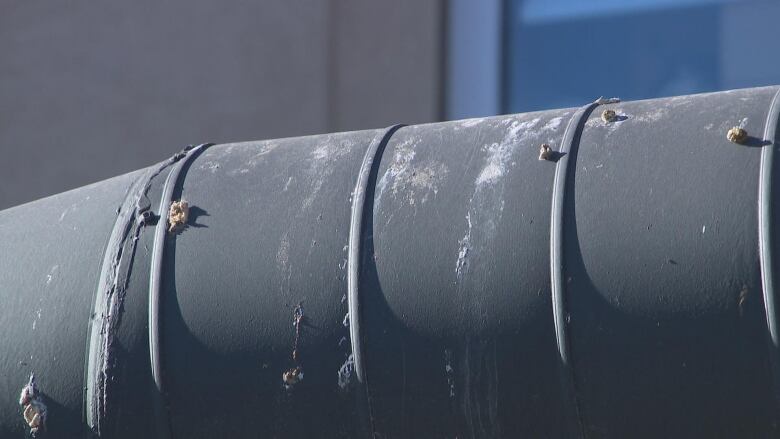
[503, 0, 780, 112]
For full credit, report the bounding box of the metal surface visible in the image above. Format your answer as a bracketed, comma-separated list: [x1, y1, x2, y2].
[550, 98, 618, 439]
[760, 88, 780, 415]
[1, 86, 780, 438]
[148, 143, 213, 439]
[347, 125, 405, 435]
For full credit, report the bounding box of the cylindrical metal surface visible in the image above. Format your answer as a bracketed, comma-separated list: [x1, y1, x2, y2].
[1, 85, 779, 438]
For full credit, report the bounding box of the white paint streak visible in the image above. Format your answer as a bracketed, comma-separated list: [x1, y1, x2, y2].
[276, 233, 290, 270]
[32, 308, 42, 330]
[375, 137, 449, 206]
[475, 117, 541, 187]
[541, 116, 563, 132]
[199, 161, 221, 173]
[45, 265, 58, 286]
[338, 354, 355, 390]
[302, 137, 355, 210]
[635, 107, 666, 123]
[459, 117, 486, 128]
[455, 115, 554, 282]
[455, 212, 472, 280]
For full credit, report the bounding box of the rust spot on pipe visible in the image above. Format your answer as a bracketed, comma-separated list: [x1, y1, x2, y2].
[601, 109, 617, 123]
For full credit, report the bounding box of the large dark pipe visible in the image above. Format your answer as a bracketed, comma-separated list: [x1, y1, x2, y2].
[2, 85, 780, 438]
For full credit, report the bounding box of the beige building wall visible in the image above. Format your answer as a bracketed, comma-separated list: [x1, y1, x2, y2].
[0, 1, 445, 210]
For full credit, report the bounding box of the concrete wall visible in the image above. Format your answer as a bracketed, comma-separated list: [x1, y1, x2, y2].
[0, 1, 444, 209]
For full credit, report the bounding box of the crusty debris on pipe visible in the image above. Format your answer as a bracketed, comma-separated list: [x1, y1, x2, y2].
[167, 199, 189, 233]
[19, 374, 46, 437]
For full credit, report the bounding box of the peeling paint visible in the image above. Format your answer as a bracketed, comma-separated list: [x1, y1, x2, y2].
[475, 117, 541, 187]
[32, 308, 42, 330]
[222, 141, 281, 177]
[375, 138, 418, 203]
[456, 212, 472, 281]
[457, 117, 488, 129]
[635, 107, 666, 123]
[283, 304, 306, 389]
[739, 285, 749, 317]
[87, 149, 192, 433]
[19, 374, 46, 437]
[276, 233, 292, 294]
[444, 349, 456, 399]
[337, 354, 356, 390]
[301, 137, 356, 210]
[456, 116, 548, 281]
[45, 265, 58, 286]
[541, 116, 564, 132]
[277, 233, 290, 270]
[372, 135, 452, 206]
[199, 161, 221, 173]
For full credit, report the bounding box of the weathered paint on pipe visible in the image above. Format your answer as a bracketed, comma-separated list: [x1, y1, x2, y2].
[1, 86, 779, 438]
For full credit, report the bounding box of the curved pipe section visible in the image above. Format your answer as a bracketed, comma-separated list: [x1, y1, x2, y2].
[0, 86, 778, 438]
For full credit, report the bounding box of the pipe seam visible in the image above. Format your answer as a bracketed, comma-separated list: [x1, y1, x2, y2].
[348, 125, 404, 437]
[550, 97, 618, 439]
[148, 143, 213, 439]
[759, 86, 780, 422]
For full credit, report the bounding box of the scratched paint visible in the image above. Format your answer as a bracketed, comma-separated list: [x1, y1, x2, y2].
[302, 136, 357, 210]
[276, 232, 292, 295]
[372, 132, 453, 206]
[456, 116, 548, 281]
[455, 212, 472, 282]
[337, 353, 356, 390]
[220, 140, 281, 176]
[375, 137, 419, 204]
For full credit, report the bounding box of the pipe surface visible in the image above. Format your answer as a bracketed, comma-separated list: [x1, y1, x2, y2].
[1, 86, 779, 438]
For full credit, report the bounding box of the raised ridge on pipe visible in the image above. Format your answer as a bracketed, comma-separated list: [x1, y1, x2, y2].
[347, 125, 404, 435]
[148, 143, 212, 439]
[84, 171, 147, 435]
[759, 87, 780, 420]
[550, 97, 618, 439]
[84, 145, 208, 436]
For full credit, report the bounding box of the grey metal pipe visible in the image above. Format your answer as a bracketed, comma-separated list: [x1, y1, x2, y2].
[1, 85, 779, 438]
